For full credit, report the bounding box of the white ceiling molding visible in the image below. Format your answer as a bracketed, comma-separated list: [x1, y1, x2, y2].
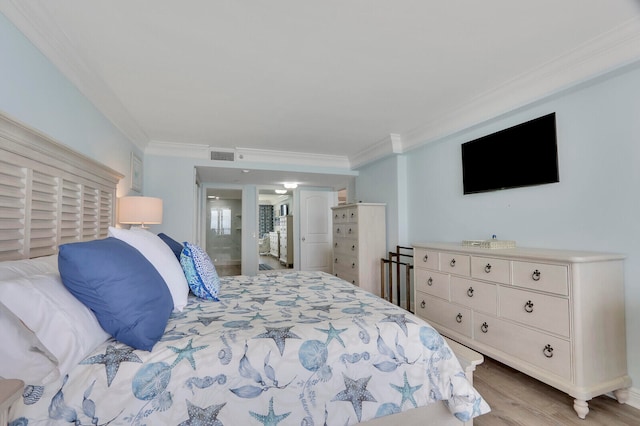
[0, 0, 149, 151]
[235, 147, 351, 169]
[349, 133, 402, 169]
[145, 141, 211, 159]
[400, 17, 640, 153]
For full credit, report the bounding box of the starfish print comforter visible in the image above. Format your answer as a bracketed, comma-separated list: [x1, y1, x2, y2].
[8, 271, 489, 425]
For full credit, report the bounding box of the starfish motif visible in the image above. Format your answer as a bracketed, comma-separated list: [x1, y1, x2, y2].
[250, 296, 270, 305]
[81, 345, 142, 387]
[380, 313, 416, 336]
[168, 338, 208, 369]
[254, 326, 301, 355]
[178, 399, 226, 426]
[316, 322, 347, 347]
[192, 315, 224, 326]
[390, 372, 422, 408]
[249, 397, 290, 426]
[309, 304, 332, 313]
[247, 312, 269, 322]
[332, 374, 376, 422]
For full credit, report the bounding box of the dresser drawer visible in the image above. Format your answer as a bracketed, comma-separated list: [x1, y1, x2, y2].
[415, 292, 472, 338]
[414, 248, 438, 270]
[334, 239, 358, 255]
[334, 223, 358, 239]
[474, 312, 571, 380]
[471, 256, 510, 284]
[451, 277, 497, 315]
[334, 269, 358, 286]
[439, 252, 471, 276]
[499, 286, 570, 337]
[415, 269, 450, 300]
[347, 207, 358, 222]
[333, 255, 358, 271]
[512, 261, 568, 295]
[333, 209, 349, 223]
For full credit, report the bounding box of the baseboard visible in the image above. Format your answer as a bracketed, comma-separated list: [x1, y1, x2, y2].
[625, 386, 640, 409]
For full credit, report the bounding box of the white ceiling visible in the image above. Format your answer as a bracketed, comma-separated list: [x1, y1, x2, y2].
[3, 1, 640, 170]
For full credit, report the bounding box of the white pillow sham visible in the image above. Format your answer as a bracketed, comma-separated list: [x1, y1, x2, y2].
[0, 303, 59, 384]
[108, 226, 189, 311]
[0, 272, 110, 382]
[0, 254, 58, 281]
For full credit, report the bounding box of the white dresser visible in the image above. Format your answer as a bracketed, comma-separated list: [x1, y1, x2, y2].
[279, 215, 293, 267]
[331, 203, 386, 296]
[412, 242, 630, 419]
[269, 231, 279, 259]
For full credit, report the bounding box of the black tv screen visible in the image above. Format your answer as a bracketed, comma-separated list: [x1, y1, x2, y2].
[461, 113, 559, 194]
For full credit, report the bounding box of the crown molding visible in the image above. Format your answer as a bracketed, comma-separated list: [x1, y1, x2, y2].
[145, 140, 211, 158]
[0, 0, 149, 151]
[235, 147, 351, 169]
[400, 17, 640, 153]
[349, 133, 402, 169]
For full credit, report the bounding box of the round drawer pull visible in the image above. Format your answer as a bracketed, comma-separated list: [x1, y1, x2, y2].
[484, 263, 492, 273]
[334, 258, 338, 263]
[351, 245, 355, 251]
[467, 287, 474, 297]
[481, 322, 489, 333]
[524, 300, 534, 313]
[543, 344, 554, 358]
[334, 242, 338, 248]
[423, 254, 428, 262]
[427, 277, 433, 286]
[342, 213, 346, 219]
[348, 228, 353, 234]
[456, 313, 463, 323]
[351, 280, 356, 285]
[336, 228, 341, 234]
[420, 300, 426, 309]
[351, 262, 356, 268]
[450, 258, 456, 267]
[350, 212, 355, 218]
[532, 269, 541, 281]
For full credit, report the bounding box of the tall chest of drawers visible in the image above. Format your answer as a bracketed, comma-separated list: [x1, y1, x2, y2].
[331, 203, 385, 296]
[279, 215, 293, 267]
[412, 242, 631, 419]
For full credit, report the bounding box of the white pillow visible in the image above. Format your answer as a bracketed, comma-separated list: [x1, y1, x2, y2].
[108, 226, 189, 311]
[0, 273, 110, 381]
[0, 254, 58, 281]
[0, 303, 59, 384]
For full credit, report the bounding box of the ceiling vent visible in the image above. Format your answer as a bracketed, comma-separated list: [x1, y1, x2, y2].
[210, 150, 235, 161]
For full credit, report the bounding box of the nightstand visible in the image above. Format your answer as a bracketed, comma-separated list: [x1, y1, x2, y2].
[0, 379, 24, 425]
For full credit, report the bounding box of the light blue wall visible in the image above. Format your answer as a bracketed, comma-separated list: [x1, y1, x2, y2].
[401, 62, 640, 393]
[0, 13, 138, 196]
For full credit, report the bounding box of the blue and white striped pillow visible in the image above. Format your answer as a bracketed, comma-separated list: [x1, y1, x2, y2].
[180, 242, 220, 301]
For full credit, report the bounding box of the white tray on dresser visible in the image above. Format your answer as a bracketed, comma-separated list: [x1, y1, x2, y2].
[412, 242, 631, 419]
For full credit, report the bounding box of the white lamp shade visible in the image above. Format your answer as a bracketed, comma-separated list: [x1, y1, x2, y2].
[118, 196, 163, 225]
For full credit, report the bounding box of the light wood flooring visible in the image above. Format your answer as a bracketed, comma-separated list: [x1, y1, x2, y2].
[215, 255, 291, 277]
[473, 357, 639, 425]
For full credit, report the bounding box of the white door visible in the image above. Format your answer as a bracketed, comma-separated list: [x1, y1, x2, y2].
[299, 190, 335, 272]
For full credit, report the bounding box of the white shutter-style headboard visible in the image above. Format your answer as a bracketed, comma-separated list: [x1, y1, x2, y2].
[0, 112, 123, 261]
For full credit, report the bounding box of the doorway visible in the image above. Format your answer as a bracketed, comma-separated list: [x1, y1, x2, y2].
[205, 188, 242, 276]
[258, 188, 294, 272]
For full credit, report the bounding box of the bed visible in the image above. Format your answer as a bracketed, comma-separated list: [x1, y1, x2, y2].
[0, 111, 490, 425]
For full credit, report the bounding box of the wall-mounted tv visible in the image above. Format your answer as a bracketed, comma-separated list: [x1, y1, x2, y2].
[461, 113, 559, 195]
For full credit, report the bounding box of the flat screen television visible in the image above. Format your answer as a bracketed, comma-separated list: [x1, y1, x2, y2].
[461, 113, 559, 194]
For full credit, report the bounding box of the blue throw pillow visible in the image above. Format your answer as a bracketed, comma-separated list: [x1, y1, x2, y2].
[58, 237, 173, 351]
[180, 242, 220, 301]
[157, 232, 183, 261]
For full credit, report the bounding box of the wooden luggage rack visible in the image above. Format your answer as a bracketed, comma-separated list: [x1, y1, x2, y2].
[380, 245, 414, 312]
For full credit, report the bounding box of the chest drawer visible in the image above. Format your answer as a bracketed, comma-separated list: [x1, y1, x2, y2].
[439, 252, 471, 276]
[499, 286, 570, 337]
[415, 269, 450, 300]
[334, 239, 358, 255]
[474, 312, 571, 380]
[471, 256, 510, 284]
[512, 261, 568, 295]
[451, 277, 498, 315]
[414, 248, 438, 270]
[334, 270, 358, 286]
[334, 255, 358, 271]
[334, 224, 358, 239]
[415, 292, 472, 338]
